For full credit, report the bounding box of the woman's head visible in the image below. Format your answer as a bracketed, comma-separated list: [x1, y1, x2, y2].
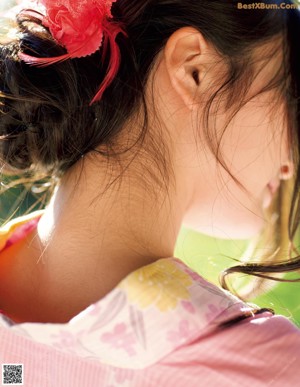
[0, 0, 299, 240]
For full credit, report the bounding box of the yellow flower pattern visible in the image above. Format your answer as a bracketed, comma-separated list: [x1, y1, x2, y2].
[119, 259, 193, 312]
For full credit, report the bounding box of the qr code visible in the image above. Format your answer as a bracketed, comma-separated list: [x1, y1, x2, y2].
[2, 364, 23, 385]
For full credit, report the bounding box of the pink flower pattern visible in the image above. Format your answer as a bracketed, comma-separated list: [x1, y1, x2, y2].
[181, 300, 196, 314]
[205, 304, 225, 322]
[167, 320, 191, 345]
[51, 329, 86, 353]
[101, 323, 137, 356]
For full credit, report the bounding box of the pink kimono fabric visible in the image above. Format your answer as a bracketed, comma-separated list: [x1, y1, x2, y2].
[0, 212, 300, 386]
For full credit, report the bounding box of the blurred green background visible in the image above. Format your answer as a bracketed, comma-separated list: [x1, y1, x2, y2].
[175, 229, 300, 326]
[1, 0, 300, 326]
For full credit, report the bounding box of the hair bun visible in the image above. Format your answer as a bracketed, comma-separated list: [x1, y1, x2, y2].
[0, 27, 92, 175]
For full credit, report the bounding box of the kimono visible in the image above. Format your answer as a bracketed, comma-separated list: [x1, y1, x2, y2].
[0, 212, 300, 386]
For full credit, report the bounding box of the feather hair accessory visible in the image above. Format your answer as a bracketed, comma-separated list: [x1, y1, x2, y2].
[19, 0, 124, 104]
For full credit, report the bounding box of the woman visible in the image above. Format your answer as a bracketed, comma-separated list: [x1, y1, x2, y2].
[0, 0, 300, 385]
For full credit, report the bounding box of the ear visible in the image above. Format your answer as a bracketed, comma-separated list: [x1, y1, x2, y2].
[164, 27, 210, 110]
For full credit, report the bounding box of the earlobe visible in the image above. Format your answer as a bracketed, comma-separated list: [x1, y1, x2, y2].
[279, 161, 294, 180]
[164, 27, 208, 110]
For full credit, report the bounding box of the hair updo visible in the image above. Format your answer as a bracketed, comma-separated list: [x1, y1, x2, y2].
[0, 1, 298, 176]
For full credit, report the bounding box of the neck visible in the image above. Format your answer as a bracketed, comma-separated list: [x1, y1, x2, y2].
[35, 151, 187, 318]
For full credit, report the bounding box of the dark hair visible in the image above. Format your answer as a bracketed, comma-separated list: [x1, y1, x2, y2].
[0, 1, 300, 296]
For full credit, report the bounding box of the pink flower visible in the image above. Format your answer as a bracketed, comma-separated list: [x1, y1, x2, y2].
[20, 0, 124, 103]
[101, 323, 136, 356]
[181, 300, 196, 314]
[205, 304, 224, 322]
[167, 320, 191, 344]
[40, 0, 117, 58]
[50, 329, 86, 353]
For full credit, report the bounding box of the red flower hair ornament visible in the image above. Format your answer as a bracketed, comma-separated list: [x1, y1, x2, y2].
[19, 0, 125, 104]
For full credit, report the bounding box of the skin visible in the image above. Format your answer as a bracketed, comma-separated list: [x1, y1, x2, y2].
[0, 28, 294, 323]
